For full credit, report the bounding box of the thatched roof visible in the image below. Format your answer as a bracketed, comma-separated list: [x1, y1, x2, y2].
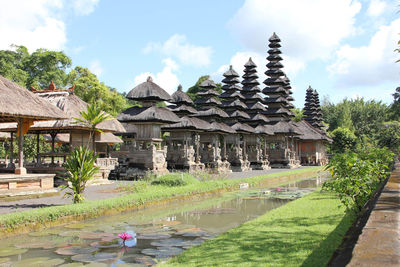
[209, 122, 236, 134]
[231, 122, 254, 133]
[192, 107, 229, 119]
[168, 104, 198, 115]
[270, 121, 302, 135]
[255, 125, 274, 135]
[126, 76, 171, 102]
[117, 106, 180, 123]
[0, 75, 68, 122]
[162, 116, 211, 131]
[171, 85, 193, 105]
[44, 132, 122, 144]
[295, 121, 332, 142]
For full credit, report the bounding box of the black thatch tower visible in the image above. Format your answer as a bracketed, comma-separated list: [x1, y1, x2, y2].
[241, 58, 270, 127]
[169, 84, 197, 117]
[262, 33, 293, 122]
[303, 86, 324, 130]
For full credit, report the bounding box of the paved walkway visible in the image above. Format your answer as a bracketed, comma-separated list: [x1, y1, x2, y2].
[348, 161, 400, 266]
[0, 166, 315, 215]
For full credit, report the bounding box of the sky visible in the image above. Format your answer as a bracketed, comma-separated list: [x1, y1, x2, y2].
[0, 0, 399, 108]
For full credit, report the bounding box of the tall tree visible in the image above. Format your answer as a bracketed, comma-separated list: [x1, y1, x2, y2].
[187, 75, 222, 101]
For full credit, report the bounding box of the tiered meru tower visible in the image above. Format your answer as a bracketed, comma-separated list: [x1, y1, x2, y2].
[241, 58, 271, 170]
[303, 86, 324, 130]
[219, 66, 252, 172]
[117, 77, 179, 175]
[193, 79, 232, 173]
[262, 33, 300, 168]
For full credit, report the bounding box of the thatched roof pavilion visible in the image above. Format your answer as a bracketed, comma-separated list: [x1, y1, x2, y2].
[168, 85, 197, 117]
[126, 76, 172, 103]
[0, 75, 68, 174]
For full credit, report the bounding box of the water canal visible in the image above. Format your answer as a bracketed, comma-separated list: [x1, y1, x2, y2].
[0, 176, 325, 266]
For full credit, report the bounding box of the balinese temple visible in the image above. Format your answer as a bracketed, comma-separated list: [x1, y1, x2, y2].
[304, 86, 324, 129]
[241, 58, 272, 170]
[162, 85, 210, 171]
[262, 33, 301, 168]
[117, 77, 180, 175]
[0, 81, 125, 182]
[192, 79, 233, 173]
[219, 66, 252, 172]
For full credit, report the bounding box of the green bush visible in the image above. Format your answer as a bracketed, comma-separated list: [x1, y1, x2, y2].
[330, 127, 358, 153]
[322, 147, 394, 213]
[151, 173, 200, 187]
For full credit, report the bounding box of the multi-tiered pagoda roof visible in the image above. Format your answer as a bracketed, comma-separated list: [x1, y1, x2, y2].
[262, 33, 294, 121]
[169, 85, 197, 117]
[303, 86, 324, 130]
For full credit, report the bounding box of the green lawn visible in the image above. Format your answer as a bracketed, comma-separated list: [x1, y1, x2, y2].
[164, 190, 355, 267]
[0, 167, 322, 235]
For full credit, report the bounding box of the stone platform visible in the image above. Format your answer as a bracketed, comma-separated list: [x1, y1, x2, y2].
[348, 161, 400, 266]
[0, 173, 55, 194]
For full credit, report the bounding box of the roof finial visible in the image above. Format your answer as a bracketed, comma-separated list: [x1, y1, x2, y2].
[48, 81, 56, 91]
[229, 65, 233, 70]
[177, 84, 182, 91]
[147, 76, 153, 82]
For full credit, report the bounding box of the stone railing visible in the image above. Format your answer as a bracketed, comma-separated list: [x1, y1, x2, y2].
[96, 158, 118, 169]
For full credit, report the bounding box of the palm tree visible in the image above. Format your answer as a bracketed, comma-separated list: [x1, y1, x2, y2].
[74, 103, 112, 153]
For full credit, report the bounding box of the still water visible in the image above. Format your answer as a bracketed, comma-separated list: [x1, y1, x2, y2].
[0, 177, 324, 266]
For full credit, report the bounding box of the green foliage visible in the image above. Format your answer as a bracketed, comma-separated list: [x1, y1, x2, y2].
[390, 86, 400, 120]
[291, 108, 304, 122]
[376, 121, 400, 153]
[187, 75, 222, 101]
[74, 103, 112, 153]
[61, 146, 99, 203]
[0, 46, 130, 116]
[165, 190, 355, 267]
[322, 148, 394, 213]
[330, 127, 358, 153]
[322, 97, 389, 148]
[66, 66, 129, 116]
[151, 173, 200, 187]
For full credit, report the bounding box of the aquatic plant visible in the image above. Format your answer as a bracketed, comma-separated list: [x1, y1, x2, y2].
[118, 232, 132, 241]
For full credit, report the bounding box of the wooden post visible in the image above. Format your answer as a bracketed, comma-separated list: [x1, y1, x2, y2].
[8, 132, 14, 168]
[36, 133, 40, 166]
[15, 118, 26, 174]
[50, 132, 57, 165]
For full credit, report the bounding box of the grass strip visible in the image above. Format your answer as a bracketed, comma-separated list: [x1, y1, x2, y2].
[0, 167, 322, 235]
[164, 189, 356, 267]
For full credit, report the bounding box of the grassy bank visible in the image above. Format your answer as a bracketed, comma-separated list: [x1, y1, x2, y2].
[165, 189, 356, 267]
[0, 167, 322, 236]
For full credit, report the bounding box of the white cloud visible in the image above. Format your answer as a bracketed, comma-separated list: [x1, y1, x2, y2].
[327, 18, 400, 87]
[133, 58, 180, 95]
[143, 34, 213, 67]
[0, 0, 99, 52]
[89, 60, 103, 77]
[71, 0, 99, 16]
[367, 0, 387, 17]
[228, 0, 361, 61]
[0, 0, 66, 51]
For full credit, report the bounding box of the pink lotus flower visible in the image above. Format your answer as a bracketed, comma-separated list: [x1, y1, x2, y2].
[118, 232, 132, 241]
[276, 187, 282, 192]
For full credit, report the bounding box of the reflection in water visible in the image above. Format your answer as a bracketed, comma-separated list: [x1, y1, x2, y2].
[0, 177, 324, 266]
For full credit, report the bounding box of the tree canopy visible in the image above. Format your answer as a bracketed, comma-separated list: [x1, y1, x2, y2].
[0, 45, 129, 116]
[186, 75, 222, 101]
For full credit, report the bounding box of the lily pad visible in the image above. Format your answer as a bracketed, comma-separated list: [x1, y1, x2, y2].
[65, 223, 95, 229]
[78, 232, 114, 240]
[15, 241, 57, 249]
[137, 233, 171, 240]
[28, 229, 60, 237]
[90, 240, 120, 249]
[134, 256, 157, 266]
[0, 247, 27, 257]
[71, 252, 117, 263]
[85, 263, 108, 267]
[181, 238, 205, 249]
[59, 263, 85, 267]
[54, 246, 98, 256]
[116, 264, 147, 267]
[141, 247, 183, 258]
[13, 257, 65, 267]
[59, 231, 81, 237]
[150, 238, 185, 247]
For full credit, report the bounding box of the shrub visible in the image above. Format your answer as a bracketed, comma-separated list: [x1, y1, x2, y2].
[330, 127, 358, 153]
[151, 173, 199, 187]
[322, 147, 393, 213]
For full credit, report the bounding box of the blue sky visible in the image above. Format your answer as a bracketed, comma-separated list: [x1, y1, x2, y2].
[0, 0, 399, 108]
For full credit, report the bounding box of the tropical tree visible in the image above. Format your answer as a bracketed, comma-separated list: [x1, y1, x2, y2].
[74, 103, 112, 154]
[377, 121, 400, 153]
[330, 127, 358, 153]
[291, 108, 304, 122]
[62, 146, 99, 203]
[187, 75, 222, 101]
